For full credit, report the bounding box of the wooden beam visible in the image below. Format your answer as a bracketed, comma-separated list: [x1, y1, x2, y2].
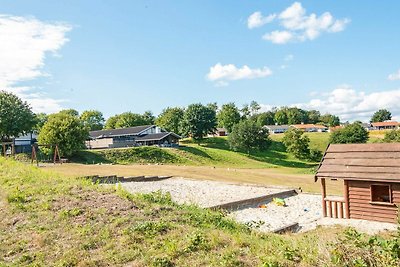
[321, 178, 327, 217]
[344, 180, 350, 219]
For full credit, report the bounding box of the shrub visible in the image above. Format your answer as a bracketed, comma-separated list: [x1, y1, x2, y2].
[228, 119, 270, 154]
[282, 128, 310, 160]
[329, 122, 369, 144]
[383, 129, 400, 142]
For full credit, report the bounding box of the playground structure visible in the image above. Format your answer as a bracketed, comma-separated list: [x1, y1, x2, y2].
[31, 144, 61, 166]
[1, 142, 15, 157]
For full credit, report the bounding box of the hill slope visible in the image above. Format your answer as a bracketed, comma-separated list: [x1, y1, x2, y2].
[1, 158, 398, 266]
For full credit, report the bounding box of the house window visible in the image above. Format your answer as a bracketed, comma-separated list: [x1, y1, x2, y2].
[370, 184, 392, 203]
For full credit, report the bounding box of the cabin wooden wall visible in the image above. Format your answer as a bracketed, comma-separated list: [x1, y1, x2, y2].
[348, 180, 400, 223]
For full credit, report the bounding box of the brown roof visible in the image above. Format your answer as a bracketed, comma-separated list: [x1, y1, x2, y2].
[315, 143, 400, 182]
[371, 121, 399, 127]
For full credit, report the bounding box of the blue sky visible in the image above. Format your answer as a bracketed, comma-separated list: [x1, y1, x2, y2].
[1, 1, 400, 121]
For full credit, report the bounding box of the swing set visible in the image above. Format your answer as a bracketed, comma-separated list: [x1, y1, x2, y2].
[31, 144, 61, 166]
[1, 142, 15, 157]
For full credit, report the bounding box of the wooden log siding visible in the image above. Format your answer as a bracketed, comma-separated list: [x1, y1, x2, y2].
[315, 143, 400, 223]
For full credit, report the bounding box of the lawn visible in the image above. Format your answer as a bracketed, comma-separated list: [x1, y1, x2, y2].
[1, 158, 398, 266]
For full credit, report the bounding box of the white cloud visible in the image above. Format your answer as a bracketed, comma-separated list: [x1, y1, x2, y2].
[206, 63, 272, 86]
[284, 54, 294, 61]
[294, 86, 400, 121]
[0, 14, 71, 113]
[250, 2, 350, 44]
[247, 12, 276, 29]
[388, 69, 400, 81]
[262, 30, 294, 44]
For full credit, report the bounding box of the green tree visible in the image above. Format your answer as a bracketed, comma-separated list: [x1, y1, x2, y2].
[383, 130, 400, 142]
[282, 128, 311, 160]
[274, 108, 288, 125]
[0, 91, 36, 140]
[155, 107, 184, 135]
[286, 107, 307, 124]
[307, 110, 321, 124]
[217, 103, 241, 133]
[58, 109, 79, 117]
[240, 104, 251, 119]
[142, 111, 155, 125]
[371, 109, 392, 122]
[254, 111, 275, 127]
[228, 119, 270, 154]
[104, 115, 119, 129]
[80, 110, 105, 131]
[249, 100, 261, 115]
[329, 122, 369, 144]
[33, 113, 49, 134]
[320, 114, 340, 127]
[38, 113, 88, 157]
[180, 103, 217, 142]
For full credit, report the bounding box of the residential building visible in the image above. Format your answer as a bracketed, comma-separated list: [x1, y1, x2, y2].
[290, 124, 328, 132]
[371, 121, 399, 130]
[86, 125, 181, 149]
[263, 125, 290, 134]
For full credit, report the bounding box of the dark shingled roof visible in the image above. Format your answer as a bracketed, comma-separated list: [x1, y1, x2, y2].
[135, 132, 181, 142]
[89, 125, 153, 139]
[315, 143, 400, 182]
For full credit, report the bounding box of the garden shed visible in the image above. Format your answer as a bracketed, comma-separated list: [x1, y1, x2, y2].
[315, 143, 400, 223]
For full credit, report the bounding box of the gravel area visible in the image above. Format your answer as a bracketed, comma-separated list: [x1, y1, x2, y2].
[229, 194, 322, 232]
[121, 177, 286, 208]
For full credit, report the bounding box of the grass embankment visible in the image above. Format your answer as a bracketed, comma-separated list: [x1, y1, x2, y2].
[72, 137, 317, 172]
[1, 158, 399, 266]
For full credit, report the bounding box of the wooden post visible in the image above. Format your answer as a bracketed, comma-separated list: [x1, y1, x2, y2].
[344, 180, 350, 219]
[333, 201, 338, 218]
[321, 178, 327, 217]
[339, 202, 344, 219]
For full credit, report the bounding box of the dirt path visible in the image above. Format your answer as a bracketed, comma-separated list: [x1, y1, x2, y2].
[46, 163, 342, 194]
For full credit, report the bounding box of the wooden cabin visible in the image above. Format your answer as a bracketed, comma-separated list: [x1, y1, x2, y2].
[315, 143, 400, 223]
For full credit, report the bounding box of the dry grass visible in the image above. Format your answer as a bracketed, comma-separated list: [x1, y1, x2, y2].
[47, 163, 343, 195]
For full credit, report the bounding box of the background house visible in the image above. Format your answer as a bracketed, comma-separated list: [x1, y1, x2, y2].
[291, 124, 328, 132]
[208, 128, 228, 137]
[371, 121, 399, 130]
[263, 125, 289, 134]
[86, 125, 180, 149]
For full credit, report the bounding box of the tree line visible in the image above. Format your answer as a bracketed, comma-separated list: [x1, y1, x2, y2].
[0, 90, 398, 159]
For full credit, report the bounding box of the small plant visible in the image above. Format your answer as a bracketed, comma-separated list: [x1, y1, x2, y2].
[184, 232, 210, 253]
[133, 221, 170, 237]
[60, 207, 84, 218]
[151, 256, 174, 267]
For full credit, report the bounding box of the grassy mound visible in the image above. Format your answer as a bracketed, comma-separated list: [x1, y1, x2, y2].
[0, 158, 399, 266]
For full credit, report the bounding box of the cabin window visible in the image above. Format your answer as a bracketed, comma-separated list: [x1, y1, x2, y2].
[370, 184, 392, 203]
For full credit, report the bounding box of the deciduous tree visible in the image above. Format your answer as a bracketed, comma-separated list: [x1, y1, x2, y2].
[217, 103, 241, 133]
[329, 122, 369, 144]
[228, 119, 270, 154]
[371, 109, 392, 122]
[80, 110, 105, 131]
[155, 107, 184, 135]
[180, 103, 217, 142]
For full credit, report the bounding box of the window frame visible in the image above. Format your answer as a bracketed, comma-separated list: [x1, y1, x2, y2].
[369, 183, 393, 205]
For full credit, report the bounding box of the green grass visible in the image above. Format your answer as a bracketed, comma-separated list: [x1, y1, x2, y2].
[1, 158, 398, 266]
[72, 137, 317, 173]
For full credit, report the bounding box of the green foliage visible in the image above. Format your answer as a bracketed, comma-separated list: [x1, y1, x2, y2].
[33, 113, 49, 134]
[80, 110, 105, 131]
[274, 108, 288, 125]
[330, 228, 400, 266]
[105, 111, 154, 129]
[329, 122, 369, 144]
[155, 107, 184, 135]
[58, 109, 79, 117]
[38, 113, 89, 157]
[286, 107, 308, 124]
[254, 111, 275, 127]
[0, 91, 35, 140]
[371, 109, 392, 122]
[217, 102, 241, 133]
[180, 103, 217, 141]
[228, 119, 270, 154]
[282, 128, 311, 160]
[319, 114, 340, 127]
[384, 129, 400, 142]
[306, 110, 321, 124]
[184, 232, 210, 252]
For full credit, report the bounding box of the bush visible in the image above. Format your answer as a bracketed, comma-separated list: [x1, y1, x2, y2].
[228, 120, 270, 154]
[383, 130, 400, 142]
[329, 122, 369, 144]
[282, 128, 311, 160]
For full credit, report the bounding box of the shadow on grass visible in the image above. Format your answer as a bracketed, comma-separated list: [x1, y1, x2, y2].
[248, 141, 317, 169]
[178, 146, 213, 159]
[70, 150, 112, 164]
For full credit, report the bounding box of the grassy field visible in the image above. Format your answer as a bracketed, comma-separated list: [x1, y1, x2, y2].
[1, 158, 398, 266]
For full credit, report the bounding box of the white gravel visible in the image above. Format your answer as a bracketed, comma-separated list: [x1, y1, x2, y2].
[229, 194, 322, 232]
[121, 177, 285, 208]
[120, 178, 398, 234]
